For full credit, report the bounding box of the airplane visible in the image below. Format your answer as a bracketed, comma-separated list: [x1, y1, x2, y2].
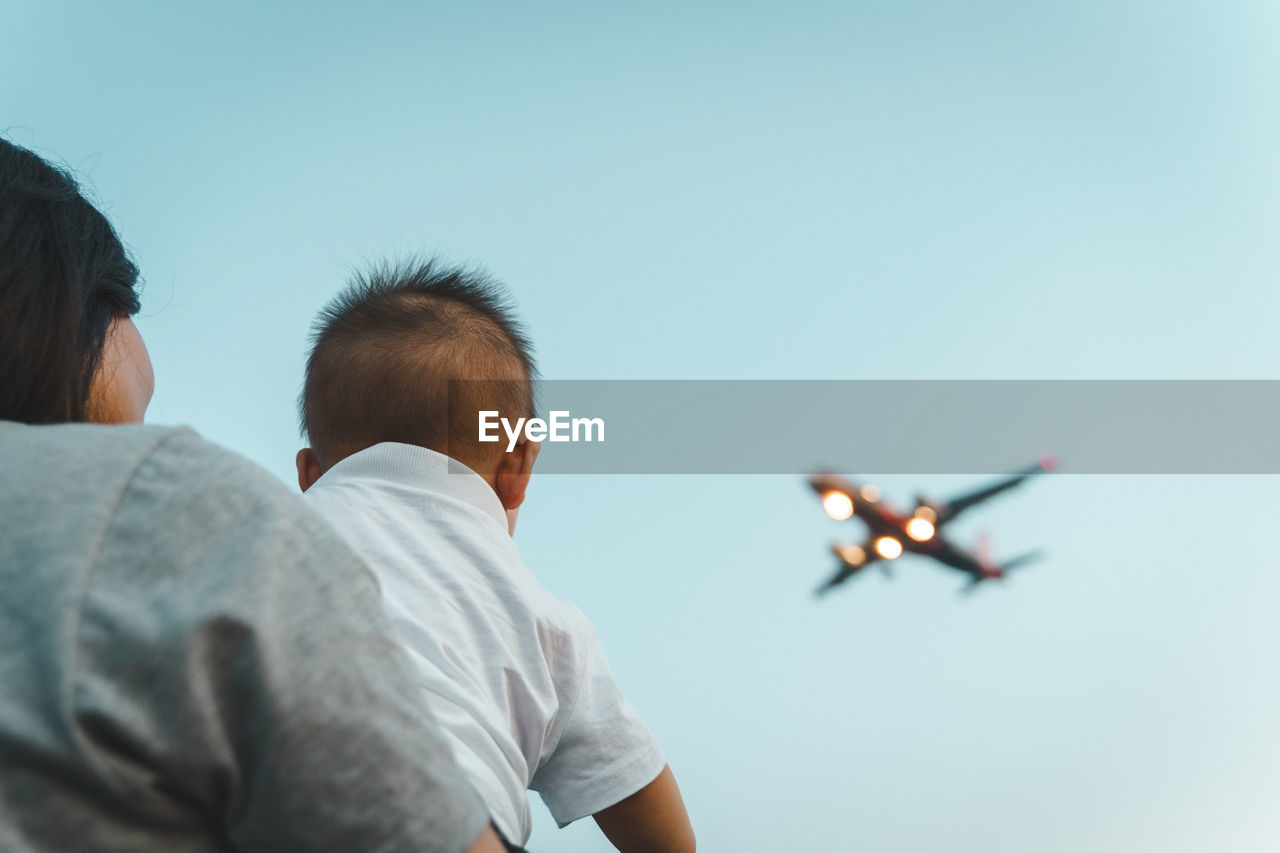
[808, 454, 1055, 596]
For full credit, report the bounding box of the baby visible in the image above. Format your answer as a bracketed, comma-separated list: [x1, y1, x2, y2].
[294, 259, 694, 853]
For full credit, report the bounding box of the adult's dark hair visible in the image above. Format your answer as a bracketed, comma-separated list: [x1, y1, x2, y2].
[0, 138, 141, 423]
[300, 258, 537, 468]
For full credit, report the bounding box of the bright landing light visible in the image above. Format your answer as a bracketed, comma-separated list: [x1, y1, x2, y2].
[905, 517, 936, 542]
[874, 536, 903, 560]
[833, 542, 866, 566]
[822, 491, 855, 521]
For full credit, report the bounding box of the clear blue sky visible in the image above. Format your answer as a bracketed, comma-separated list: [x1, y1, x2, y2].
[6, 2, 1278, 849]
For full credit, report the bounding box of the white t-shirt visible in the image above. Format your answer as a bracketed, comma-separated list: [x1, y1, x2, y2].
[305, 442, 666, 845]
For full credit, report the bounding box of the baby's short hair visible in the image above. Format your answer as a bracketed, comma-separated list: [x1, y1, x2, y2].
[300, 258, 537, 469]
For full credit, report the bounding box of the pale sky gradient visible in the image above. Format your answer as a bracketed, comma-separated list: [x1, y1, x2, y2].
[5, 3, 1279, 850]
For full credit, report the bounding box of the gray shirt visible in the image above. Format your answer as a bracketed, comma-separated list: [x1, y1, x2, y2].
[0, 422, 488, 852]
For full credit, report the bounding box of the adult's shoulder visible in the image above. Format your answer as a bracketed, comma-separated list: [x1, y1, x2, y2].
[0, 421, 326, 563]
[123, 425, 298, 505]
[100, 425, 351, 580]
[0, 422, 205, 537]
[0, 421, 190, 495]
[0, 420, 284, 499]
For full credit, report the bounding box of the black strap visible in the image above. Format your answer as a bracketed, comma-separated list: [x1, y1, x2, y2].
[491, 821, 528, 853]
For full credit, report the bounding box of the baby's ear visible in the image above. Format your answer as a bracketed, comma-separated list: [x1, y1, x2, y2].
[494, 439, 540, 510]
[296, 448, 323, 493]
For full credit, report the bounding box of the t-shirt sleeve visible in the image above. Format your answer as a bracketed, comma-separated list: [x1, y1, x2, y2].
[70, 430, 489, 853]
[529, 612, 667, 827]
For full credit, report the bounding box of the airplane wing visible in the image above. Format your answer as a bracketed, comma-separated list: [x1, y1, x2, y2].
[815, 540, 884, 596]
[936, 462, 1047, 525]
[815, 564, 862, 596]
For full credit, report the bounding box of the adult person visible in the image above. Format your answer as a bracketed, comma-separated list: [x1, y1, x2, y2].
[0, 136, 507, 853]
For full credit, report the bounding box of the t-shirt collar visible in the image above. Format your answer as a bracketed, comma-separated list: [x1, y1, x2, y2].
[315, 442, 509, 531]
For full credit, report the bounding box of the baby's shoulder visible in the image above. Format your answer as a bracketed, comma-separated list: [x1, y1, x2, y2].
[519, 590, 598, 663]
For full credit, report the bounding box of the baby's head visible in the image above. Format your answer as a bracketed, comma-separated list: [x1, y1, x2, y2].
[296, 258, 538, 524]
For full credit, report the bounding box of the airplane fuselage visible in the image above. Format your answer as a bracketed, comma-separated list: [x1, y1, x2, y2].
[808, 466, 1046, 593]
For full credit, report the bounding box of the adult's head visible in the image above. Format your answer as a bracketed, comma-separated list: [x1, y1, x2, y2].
[297, 258, 538, 508]
[0, 137, 153, 425]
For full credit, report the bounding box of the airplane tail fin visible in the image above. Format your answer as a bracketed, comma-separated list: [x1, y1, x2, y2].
[1000, 549, 1044, 573]
[973, 533, 1042, 574]
[959, 546, 1042, 596]
[974, 531, 993, 571]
